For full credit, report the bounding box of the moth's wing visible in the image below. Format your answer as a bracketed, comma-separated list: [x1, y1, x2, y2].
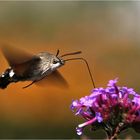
[12, 57, 41, 77]
[35, 70, 69, 88]
[1, 44, 34, 66]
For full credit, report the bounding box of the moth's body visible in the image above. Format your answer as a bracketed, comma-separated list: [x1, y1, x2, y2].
[15, 52, 64, 81]
[0, 45, 84, 89]
[0, 49, 65, 89]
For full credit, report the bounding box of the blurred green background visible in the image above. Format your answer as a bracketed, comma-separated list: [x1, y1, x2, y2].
[0, 1, 140, 139]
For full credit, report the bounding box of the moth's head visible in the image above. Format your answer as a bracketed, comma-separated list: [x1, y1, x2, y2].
[50, 49, 82, 71]
[50, 55, 65, 70]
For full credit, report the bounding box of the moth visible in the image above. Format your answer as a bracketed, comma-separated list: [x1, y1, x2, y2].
[0, 45, 95, 89]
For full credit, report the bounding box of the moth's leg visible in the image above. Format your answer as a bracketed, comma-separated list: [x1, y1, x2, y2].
[22, 81, 36, 89]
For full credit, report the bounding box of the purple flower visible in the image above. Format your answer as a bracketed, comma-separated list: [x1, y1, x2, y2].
[107, 78, 118, 87]
[71, 78, 140, 139]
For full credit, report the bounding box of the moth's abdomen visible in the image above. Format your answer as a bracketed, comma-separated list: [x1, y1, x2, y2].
[0, 68, 18, 89]
[0, 75, 11, 89]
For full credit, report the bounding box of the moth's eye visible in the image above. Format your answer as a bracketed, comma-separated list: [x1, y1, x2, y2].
[53, 60, 58, 64]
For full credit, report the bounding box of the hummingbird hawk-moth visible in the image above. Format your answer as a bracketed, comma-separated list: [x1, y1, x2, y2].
[0, 45, 95, 89]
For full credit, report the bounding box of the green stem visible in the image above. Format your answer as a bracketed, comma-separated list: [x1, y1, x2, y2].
[106, 122, 124, 140]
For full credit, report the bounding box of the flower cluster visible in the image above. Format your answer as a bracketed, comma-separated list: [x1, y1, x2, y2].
[71, 78, 140, 139]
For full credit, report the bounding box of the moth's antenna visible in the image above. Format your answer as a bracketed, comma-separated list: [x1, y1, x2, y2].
[64, 57, 95, 88]
[56, 49, 60, 57]
[61, 51, 82, 57]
